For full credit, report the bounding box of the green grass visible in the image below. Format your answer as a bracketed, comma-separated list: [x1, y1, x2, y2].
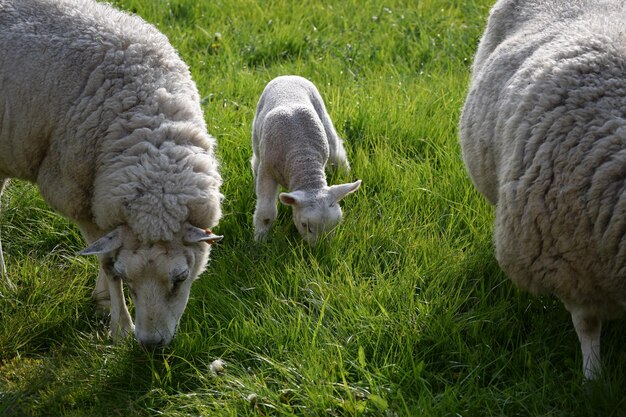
[1, 0, 625, 416]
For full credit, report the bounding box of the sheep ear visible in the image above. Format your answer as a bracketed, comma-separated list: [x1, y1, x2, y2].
[279, 190, 308, 207]
[184, 224, 223, 244]
[329, 179, 362, 202]
[78, 228, 123, 255]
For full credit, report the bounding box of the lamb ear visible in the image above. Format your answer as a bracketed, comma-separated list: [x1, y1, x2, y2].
[279, 190, 308, 207]
[184, 225, 223, 244]
[78, 228, 123, 256]
[329, 179, 362, 202]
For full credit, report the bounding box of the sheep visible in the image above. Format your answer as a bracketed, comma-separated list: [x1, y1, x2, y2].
[460, 0, 626, 379]
[251, 75, 361, 244]
[0, 0, 223, 346]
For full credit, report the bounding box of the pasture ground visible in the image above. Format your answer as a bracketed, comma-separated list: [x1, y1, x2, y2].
[1, 0, 625, 416]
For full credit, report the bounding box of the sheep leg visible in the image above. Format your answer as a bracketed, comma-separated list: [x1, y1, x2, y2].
[251, 125, 262, 179]
[77, 222, 112, 311]
[321, 111, 350, 174]
[77, 221, 134, 340]
[92, 265, 111, 314]
[250, 152, 259, 179]
[570, 308, 602, 379]
[0, 178, 14, 293]
[327, 137, 351, 174]
[108, 275, 134, 343]
[253, 172, 279, 241]
[0, 234, 7, 280]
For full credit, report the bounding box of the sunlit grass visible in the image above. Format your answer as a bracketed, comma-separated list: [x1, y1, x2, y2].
[1, 0, 625, 416]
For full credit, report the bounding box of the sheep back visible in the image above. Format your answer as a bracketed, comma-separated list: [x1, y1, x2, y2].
[252, 75, 340, 191]
[0, 0, 222, 242]
[460, 0, 626, 319]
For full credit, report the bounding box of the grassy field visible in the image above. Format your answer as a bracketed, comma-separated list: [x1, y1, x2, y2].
[1, 0, 625, 416]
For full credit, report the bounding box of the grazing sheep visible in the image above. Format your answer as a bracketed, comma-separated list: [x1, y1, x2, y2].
[251, 75, 361, 244]
[0, 0, 223, 346]
[460, 0, 626, 379]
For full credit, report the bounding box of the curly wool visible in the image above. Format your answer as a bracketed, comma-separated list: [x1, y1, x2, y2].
[93, 122, 222, 242]
[460, 0, 626, 319]
[0, 0, 222, 243]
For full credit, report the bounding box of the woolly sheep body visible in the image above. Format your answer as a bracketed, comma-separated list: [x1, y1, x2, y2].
[251, 75, 361, 244]
[460, 0, 626, 379]
[0, 0, 223, 346]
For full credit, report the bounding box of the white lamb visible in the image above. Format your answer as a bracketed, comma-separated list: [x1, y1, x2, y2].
[0, 0, 223, 346]
[251, 75, 361, 244]
[460, 0, 626, 379]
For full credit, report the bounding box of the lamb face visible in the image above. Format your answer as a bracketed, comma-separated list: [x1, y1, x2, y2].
[279, 180, 361, 244]
[282, 192, 342, 244]
[81, 224, 221, 346]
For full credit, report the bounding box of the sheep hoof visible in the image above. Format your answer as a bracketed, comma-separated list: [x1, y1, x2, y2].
[254, 231, 269, 242]
[253, 219, 273, 242]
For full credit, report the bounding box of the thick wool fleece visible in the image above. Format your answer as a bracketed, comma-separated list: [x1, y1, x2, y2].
[251, 75, 349, 192]
[460, 0, 626, 319]
[0, 0, 222, 242]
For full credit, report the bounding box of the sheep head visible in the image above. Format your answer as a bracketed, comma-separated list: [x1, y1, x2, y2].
[79, 223, 222, 346]
[279, 180, 361, 244]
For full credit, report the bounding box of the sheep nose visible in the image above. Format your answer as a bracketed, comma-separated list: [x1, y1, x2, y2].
[135, 330, 168, 348]
[138, 335, 164, 348]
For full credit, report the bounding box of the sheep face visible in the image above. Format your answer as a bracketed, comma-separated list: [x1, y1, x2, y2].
[109, 243, 203, 346]
[285, 193, 343, 244]
[80, 224, 222, 346]
[279, 180, 361, 244]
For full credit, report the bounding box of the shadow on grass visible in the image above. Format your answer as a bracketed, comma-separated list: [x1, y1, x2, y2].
[0, 341, 204, 417]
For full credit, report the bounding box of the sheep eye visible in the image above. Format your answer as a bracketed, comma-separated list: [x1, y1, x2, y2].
[172, 269, 190, 285]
